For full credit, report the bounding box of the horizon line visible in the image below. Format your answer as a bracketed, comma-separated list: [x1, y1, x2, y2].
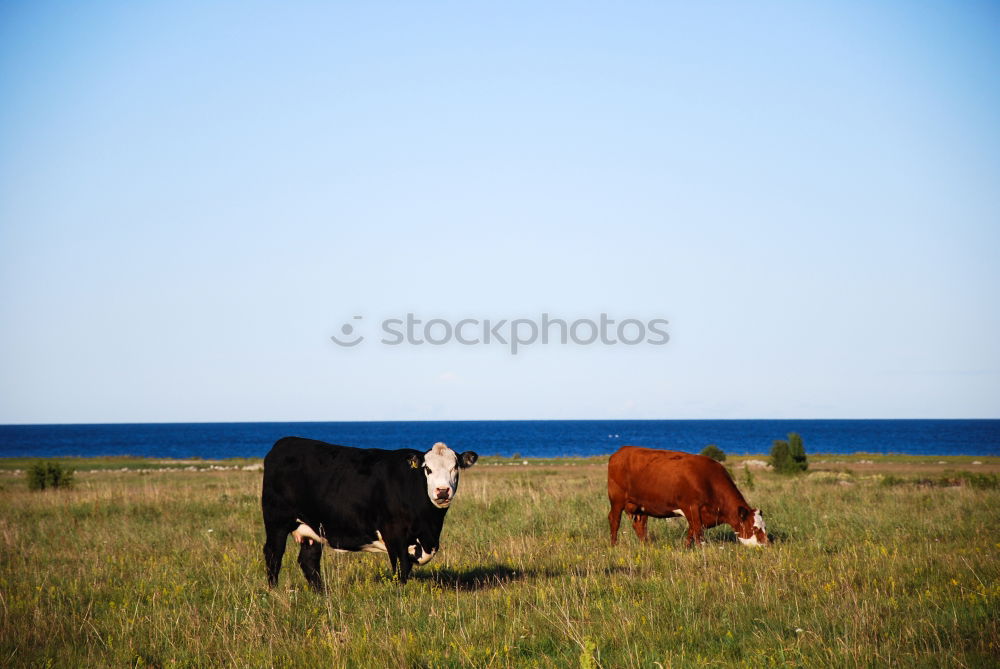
[2, 417, 999, 427]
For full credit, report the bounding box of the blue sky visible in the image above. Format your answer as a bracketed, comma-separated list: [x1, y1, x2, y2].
[1, 1, 998, 422]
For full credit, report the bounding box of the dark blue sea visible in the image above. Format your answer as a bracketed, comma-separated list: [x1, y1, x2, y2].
[0, 420, 998, 459]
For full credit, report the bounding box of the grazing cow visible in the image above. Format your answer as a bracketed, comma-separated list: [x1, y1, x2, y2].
[607, 446, 768, 548]
[262, 438, 478, 589]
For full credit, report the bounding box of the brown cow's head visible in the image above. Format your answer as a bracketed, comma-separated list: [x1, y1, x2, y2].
[736, 507, 769, 546]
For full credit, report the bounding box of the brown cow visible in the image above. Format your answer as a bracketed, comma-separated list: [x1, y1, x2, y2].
[608, 446, 768, 548]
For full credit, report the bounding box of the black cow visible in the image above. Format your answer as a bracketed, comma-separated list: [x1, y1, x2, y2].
[261, 437, 478, 588]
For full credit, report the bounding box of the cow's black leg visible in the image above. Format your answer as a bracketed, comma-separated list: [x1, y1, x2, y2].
[263, 526, 289, 587]
[397, 554, 413, 584]
[385, 538, 413, 584]
[386, 548, 399, 582]
[297, 539, 324, 592]
[262, 486, 299, 587]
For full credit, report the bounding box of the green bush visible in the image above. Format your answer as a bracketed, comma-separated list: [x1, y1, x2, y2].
[27, 461, 75, 491]
[788, 432, 808, 471]
[769, 440, 790, 471]
[769, 432, 808, 474]
[699, 444, 726, 462]
[742, 464, 755, 490]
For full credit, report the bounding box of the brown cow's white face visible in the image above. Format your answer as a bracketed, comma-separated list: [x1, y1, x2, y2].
[412, 442, 478, 509]
[736, 508, 769, 547]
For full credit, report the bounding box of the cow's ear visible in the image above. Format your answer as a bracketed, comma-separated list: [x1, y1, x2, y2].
[458, 451, 479, 468]
[738, 506, 749, 522]
[408, 454, 422, 470]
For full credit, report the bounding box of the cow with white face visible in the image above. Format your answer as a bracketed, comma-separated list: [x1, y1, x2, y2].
[414, 441, 477, 509]
[262, 438, 478, 589]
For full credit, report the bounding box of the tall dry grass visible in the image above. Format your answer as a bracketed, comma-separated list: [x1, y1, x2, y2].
[0, 460, 997, 667]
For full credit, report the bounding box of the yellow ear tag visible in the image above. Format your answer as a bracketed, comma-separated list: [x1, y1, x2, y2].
[410, 459, 419, 469]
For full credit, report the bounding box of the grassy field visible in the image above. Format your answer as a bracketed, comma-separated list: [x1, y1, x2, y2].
[1, 456, 998, 667]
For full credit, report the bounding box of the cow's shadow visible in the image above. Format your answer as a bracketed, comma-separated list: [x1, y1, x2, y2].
[412, 564, 542, 591]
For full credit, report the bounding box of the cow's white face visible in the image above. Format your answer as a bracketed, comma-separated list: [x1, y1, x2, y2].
[412, 442, 478, 509]
[736, 508, 769, 547]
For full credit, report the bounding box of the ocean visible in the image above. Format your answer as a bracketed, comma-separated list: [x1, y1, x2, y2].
[0, 419, 998, 459]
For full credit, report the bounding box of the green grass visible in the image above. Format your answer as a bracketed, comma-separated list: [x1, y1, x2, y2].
[0, 455, 263, 472]
[1, 460, 998, 667]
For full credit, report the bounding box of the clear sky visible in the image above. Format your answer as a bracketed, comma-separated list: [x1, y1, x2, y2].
[1, 1, 998, 423]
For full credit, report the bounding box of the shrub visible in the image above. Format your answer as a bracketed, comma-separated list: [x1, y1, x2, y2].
[27, 461, 75, 491]
[769, 440, 790, 472]
[742, 464, 756, 490]
[770, 432, 808, 474]
[788, 432, 808, 472]
[700, 444, 726, 462]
